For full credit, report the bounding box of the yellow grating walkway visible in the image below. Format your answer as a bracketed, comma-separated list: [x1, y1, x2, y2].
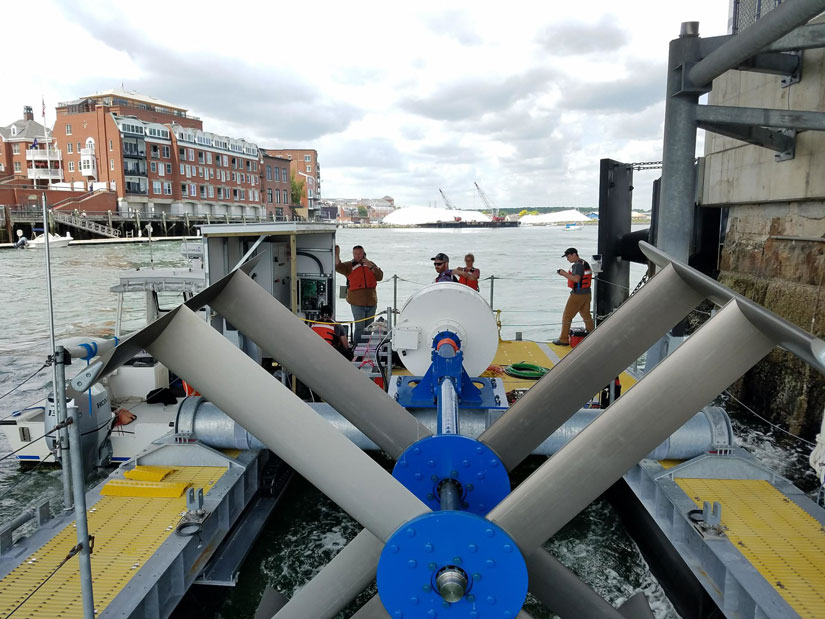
[677, 478, 825, 617]
[0, 466, 225, 618]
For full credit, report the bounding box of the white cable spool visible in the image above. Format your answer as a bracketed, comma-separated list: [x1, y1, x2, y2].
[392, 282, 498, 377]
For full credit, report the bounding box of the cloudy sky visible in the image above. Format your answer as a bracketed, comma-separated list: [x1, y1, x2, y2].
[4, 1, 730, 209]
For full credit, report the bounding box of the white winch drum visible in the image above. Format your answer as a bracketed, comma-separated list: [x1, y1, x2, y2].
[393, 282, 499, 376]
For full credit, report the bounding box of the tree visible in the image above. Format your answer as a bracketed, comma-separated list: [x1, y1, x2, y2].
[290, 174, 304, 206]
[357, 205, 368, 218]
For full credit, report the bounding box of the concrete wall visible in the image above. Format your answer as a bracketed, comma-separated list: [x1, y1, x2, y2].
[701, 24, 825, 437]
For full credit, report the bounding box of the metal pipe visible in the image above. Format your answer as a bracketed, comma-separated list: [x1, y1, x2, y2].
[61, 347, 95, 619]
[487, 301, 777, 554]
[439, 479, 462, 511]
[489, 274, 495, 308]
[208, 270, 430, 459]
[392, 275, 398, 314]
[689, 0, 825, 87]
[146, 305, 429, 543]
[479, 265, 705, 469]
[438, 378, 459, 435]
[180, 400, 731, 461]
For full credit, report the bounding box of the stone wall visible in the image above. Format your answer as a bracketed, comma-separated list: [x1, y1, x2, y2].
[701, 20, 825, 438]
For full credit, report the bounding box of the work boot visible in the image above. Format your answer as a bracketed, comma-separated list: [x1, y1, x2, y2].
[552, 339, 570, 346]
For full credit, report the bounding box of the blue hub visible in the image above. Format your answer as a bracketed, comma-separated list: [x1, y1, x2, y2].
[376, 511, 527, 618]
[392, 435, 510, 515]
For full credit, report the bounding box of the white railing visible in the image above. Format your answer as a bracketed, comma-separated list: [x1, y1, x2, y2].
[26, 148, 62, 161]
[27, 168, 64, 180]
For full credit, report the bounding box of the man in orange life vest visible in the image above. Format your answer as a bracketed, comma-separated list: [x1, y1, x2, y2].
[335, 244, 383, 345]
[552, 247, 595, 346]
[457, 253, 480, 291]
[311, 305, 353, 360]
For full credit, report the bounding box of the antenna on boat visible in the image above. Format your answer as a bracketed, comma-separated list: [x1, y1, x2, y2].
[146, 223, 154, 269]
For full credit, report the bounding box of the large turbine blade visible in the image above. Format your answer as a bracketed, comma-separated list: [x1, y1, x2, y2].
[350, 596, 389, 618]
[487, 300, 777, 553]
[479, 264, 704, 469]
[209, 270, 430, 458]
[526, 550, 629, 619]
[274, 529, 382, 619]
[145, 305, 428, 542]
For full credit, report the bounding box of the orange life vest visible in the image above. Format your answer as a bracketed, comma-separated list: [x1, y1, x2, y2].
[311, 324, 336, 344]
[567, 260, 593, 291]
[347, 263, 378, 291]
[458, 268, 479, 291]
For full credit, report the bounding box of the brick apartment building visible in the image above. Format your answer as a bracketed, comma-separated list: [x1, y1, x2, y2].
[259, 149, 291, 220]
[0, 106, 62, 186]
[263, 148, 321, 218]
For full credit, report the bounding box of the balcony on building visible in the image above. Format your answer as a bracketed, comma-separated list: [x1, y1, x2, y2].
[26, 147, 62, 162]
[125, 178, 148, 194]
[80, 148, 98, 179]
[27, 167, 64, 181]
[123, 163, 147, 177]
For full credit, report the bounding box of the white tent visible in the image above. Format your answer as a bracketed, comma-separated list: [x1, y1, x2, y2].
[383, 206, 492, 225]
[519, 209, 591, 225]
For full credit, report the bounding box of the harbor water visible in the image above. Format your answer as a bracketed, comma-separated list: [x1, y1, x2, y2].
[0, 225, 819, 618]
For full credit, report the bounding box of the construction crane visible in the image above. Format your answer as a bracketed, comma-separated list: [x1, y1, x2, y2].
[474, 181, 502, 221]
[439, 188, 456, 210]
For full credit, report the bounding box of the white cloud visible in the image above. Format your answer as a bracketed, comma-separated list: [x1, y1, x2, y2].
[1, 0, 730, 209]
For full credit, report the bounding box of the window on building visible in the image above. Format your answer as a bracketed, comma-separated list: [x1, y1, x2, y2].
[166, 163, 172, 174]
[189, 184, 196, 197]
[109, 139, 113, 151]
[282, 168, 288, 182]
[276, 189, 281, 204]
[11, 144, 20, 154]
[153, 181, 161, 194]
[306, 165, 311, 173]
[67, 143, 73, 154]
[187, 148, 194, 161]
[0, 163, 4, 172]
[110, 159, 115, 170]
[179, 147, 186, 159]
[162, 145, 170, 158]
[282, 189, 288, 204]
[66, 124, 72, 135]
[276, 207, 283, 219]
[198, 152, 204, 164]
[206, 152, 212, 164]
[266, 165, 272, 181]
[232, 188, 238, 200]
[186, 165, 192, 178]
[164, 182, 172, 195]
[14, 162, 21, 172]
[198, 166, 204, 177]
[267, 188, 273, 203]
[208, 185, 214, 198]
[68, 161, 75, 172]
[150, 161, 157, 173]
[217, 187, 223, 199]
[158, 164, 164, 177]
[77, 142, 81, 152]
[151, 145, 159, 158]
[304, 155, 311, 162]
[180, 183, 187, 194]
[223, 155, 228, 166]
[199, 185, 207, 198]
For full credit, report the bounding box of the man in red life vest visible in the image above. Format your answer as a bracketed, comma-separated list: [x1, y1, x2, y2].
[335, 244, 383, 345]
[457, 253, 480, 291]
[552, 247, 595, 346]
[311, 305, 352, 360]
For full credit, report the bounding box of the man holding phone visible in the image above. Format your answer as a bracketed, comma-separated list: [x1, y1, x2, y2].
[552, 247, 595, 346]
[335, 244, 384, 345]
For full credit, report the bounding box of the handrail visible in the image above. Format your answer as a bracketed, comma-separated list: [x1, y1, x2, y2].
[51, 211, 121, 238]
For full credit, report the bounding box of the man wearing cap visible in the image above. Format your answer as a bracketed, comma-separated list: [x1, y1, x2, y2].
[431, 253, 462, 283]
[553, 248, 595, 346]
[336, 244, 383, 345]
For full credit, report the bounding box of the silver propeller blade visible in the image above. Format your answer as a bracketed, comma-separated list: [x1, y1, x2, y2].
[487, 300, 777, 553]
[144, 305, 429, 542]
[479, 263, 704, 469]
[254, 586, 288, 618]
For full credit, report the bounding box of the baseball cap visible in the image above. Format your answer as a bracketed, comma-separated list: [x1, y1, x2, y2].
[431, 252, 449, 262]
[561, 247, 578, 257]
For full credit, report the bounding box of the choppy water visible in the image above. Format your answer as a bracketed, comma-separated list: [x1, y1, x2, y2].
[0, 225, 819, 619]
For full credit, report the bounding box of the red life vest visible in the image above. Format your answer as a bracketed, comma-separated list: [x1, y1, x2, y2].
[567, 260, 593, 291]
[347, 263, 377, 291]
[458, 268, 479, 291]
[311, 324, 336, 344]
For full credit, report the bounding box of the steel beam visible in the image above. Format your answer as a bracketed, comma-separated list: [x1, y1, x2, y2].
[688, 0, 825, 87]
[763, 21, 825, 51]
[145, 305, 429, 543]
[696, 121, 795, 156]
[696, 104, 825, 131]
[487, 302, 777, 553]
[478, 265, 705, 470]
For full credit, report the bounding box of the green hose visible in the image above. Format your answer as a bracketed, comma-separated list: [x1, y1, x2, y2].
[504, 362, 550, 380]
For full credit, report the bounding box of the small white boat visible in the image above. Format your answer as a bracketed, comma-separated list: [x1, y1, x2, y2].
[563, 223, 584, 231]
[28, 232, 74, 248]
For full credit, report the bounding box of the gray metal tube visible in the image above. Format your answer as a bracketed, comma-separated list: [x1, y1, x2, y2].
[526, 549, 627, 619]
[689, 0, 825, 87]
[479, 265, 705, 469]
[350, 596, 390, 619]
[208, 270, 430, 459]
[176, 397, 267, 451]
[146, 305, 429, 543]
[657, 32, 701, 264]
[439, 479, 462, 511]
[487, 301, 776, 554]
[439, 378, 459, 435]
[274, 529, 383, 619]
[61, 347, 95, 619]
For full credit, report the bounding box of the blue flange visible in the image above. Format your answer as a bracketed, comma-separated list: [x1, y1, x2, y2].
[392, 435, 510, 515]
[376, 511, 527, 618]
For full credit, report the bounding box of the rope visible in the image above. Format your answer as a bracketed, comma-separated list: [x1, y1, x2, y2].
[0, 358, 51, 402]
[3, 541, 86, 619]
[504, 363, 550, 380]
[302, 310, 385, 325]
[724, 390, 816, 448]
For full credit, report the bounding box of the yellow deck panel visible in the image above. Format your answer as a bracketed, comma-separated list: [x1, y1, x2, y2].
[0, 466, 225, 618]
[101, 479, 191, 498]
[123, 465, 174, 482]
[677, 478, 825, 617]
